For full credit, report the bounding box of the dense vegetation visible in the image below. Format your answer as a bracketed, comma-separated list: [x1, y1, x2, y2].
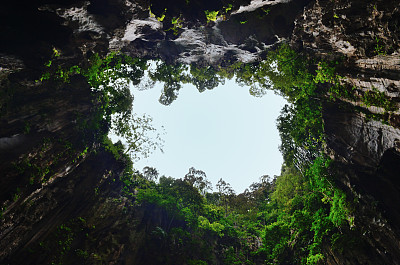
[37, 43, 393, 264]
[122, 45, 356, 264]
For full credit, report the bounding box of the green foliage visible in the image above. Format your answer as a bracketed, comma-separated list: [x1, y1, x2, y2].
[132, 153, 352, 265]
[39, 51, 147, 116]
[262, 220, 291, 263]
[188, 259, 207, 265]
[198, 216, 225, 236]
[362, 87, 395, 111]
[149, 6, 166, 21]
[314, 61, 336, 84]
[374, 37, 386, 55]
[260, 44, 315, 100]
[271, 166, 305, 207]
[12, 188, 21, 201]
[37, 51, 165, 162]
[149, 62, 189, 105]
[52, 47, 61, 57]
[277, 99, 324, 168]
[204, 10, 219, 22]
[165, 16, 183, 35]
[261, 156, 352, 265]
[134, 174, 271, 264]
[189, 65, 223, 92]
[112, 113, 165, 162]
[136, 176, 205, 226]
[224, 4, 233, 13]
[230, 47, 358, 260]
[262, 8, 270, 15]
[184, 167, 212, 196]
[102, 137, 125, 159]
[306, 253, 324, 265]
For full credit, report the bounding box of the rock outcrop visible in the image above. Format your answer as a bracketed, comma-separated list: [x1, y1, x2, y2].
[292, 0, 400, 263]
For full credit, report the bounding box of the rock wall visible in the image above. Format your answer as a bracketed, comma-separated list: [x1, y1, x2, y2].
[0, 1, 147, 263]
[291, 0, 400, 263]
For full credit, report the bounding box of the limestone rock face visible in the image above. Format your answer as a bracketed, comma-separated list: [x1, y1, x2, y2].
[112, 0, 311, 65]
[322, 103, 400, 264]
[290, 0, 400, 263]
[1, 0, 310, 69]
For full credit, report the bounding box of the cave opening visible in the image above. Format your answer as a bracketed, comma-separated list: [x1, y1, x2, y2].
[123, 67, 288, 193]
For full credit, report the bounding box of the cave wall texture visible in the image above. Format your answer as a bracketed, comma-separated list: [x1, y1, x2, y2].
[1, 0, 400, 264]
[292, 1, 400, 264]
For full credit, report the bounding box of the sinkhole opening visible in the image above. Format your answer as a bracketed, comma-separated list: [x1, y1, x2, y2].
[110, 61, 288, 193]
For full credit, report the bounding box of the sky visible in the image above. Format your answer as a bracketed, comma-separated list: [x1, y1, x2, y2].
[120, 77, 287, 194]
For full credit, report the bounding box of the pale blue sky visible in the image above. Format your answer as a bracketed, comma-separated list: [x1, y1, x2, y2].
[129, 79, 287, 193]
